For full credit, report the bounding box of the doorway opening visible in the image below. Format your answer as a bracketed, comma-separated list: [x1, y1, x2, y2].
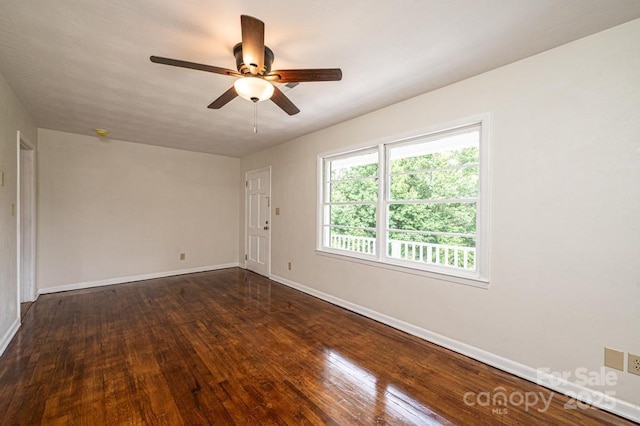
[17, 131, 36, 310]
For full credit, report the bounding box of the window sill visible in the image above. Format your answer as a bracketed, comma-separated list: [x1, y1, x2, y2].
[315, 249, 489, 289]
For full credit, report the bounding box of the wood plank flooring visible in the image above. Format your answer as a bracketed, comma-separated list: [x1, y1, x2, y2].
[20, 302, 33, 321]
[0, 268, 633, 425]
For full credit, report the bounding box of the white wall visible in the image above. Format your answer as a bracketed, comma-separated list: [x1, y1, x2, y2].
[37, 129, 239, 291]
[240, 19, 640, 411]
[0, 72, 37, 354]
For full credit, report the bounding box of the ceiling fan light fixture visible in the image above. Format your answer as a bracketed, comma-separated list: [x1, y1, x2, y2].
[234, 76, 274, 102]
[151, 15, 341, 115]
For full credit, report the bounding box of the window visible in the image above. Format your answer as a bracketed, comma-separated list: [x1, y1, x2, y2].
[318, 118, 489, 282]
[322, 149, 379, 256]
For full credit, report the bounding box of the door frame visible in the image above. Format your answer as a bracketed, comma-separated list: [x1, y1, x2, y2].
[244, 166, 271, 276]
[16, 130, 37, 307]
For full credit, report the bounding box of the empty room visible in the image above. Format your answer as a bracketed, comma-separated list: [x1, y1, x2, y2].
[0, 1, 639, 424]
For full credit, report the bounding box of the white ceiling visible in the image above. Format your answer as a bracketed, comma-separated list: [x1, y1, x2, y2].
[1, 1, 639, 158]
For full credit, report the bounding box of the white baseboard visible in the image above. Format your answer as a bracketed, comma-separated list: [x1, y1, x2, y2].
[269, 273, 640, 423]
[0, 317, 20, 357]
[38, 263, 240, 295]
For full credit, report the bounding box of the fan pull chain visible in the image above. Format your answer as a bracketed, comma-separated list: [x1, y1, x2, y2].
[253, 101, 258, 134]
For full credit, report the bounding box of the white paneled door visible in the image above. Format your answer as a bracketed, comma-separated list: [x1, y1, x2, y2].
[245, 168, 270, 276]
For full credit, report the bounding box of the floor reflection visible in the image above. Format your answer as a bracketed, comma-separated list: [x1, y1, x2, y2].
[325, 350, 378, 400]
[324, 350, 450, 425]
[242, 272, 272, 310]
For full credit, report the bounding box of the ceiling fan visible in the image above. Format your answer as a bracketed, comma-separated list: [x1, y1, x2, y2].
[150, 15, 342, 116]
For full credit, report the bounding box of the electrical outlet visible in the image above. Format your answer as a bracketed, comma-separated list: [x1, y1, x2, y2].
[628, 353, 640, 376]
[288, 262, 292, 270]
[180, 253, 186, 260]
[604, 347, 624, 371]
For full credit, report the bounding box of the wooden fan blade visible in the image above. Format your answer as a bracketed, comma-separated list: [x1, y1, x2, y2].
[240, 15, 265, 75]
[208, 86, 238, 109]
[150, 56, 239, 77]
[266, 68, 342, 83]
[270, 86, 300, 115]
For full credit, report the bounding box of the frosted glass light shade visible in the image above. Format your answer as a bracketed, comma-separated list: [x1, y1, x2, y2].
[234, 77, 274, 102]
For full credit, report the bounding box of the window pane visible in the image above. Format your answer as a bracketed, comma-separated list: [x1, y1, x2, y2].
[390, 167, 478, 200]
[330, 178, 378, 202]
[387, 231, 475, 270]
[329, 152, 378, 181]
[388, 203, 476, 234]
[330, 204, 377, 229]
[389, 131, 479, 174]
[328, 227, 376, 255]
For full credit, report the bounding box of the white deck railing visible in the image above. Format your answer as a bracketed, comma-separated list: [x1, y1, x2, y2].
[330, 234, 475, 270]
[330, 234, 376, 255]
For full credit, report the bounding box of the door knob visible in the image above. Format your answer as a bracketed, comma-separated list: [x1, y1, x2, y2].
[264, 226, 269, 230]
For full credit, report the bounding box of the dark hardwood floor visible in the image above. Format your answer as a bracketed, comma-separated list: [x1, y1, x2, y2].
[19, 302, 33, 321]
[0, 268, 633, 425]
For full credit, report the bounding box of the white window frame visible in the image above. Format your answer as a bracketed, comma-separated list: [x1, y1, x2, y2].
[321, 147, 379, 260]
[316, 114, 491, 288]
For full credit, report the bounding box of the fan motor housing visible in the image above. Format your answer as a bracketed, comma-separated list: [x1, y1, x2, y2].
[233, 43, 274, 75]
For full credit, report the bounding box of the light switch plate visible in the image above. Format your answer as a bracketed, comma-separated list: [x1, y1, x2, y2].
[0, 170, 4, 186]
[604, 347, 624, 371]
[275, 207, 280, 215]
